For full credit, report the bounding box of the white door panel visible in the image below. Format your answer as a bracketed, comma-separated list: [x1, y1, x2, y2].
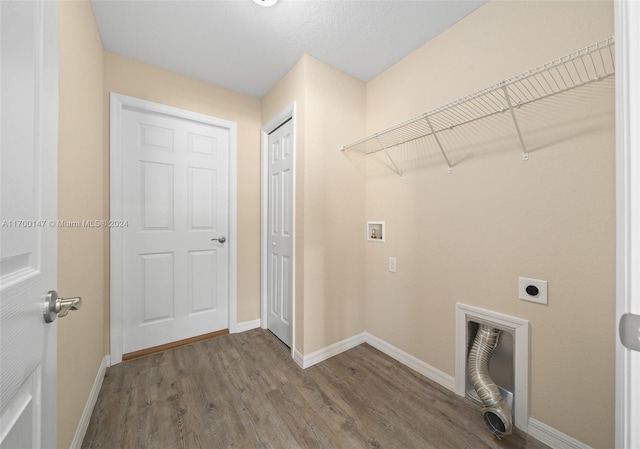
[0, 1, 58, 447]
[121, 107, 229, 354]
[616, 2, 640, 447]
[267, 119, 294, 346]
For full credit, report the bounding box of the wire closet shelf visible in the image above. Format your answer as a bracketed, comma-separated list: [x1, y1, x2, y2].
[339, 37, 615, 176]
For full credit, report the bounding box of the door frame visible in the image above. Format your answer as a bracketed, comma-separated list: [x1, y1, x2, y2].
[260, 103, 297, 358]
[615, 1, 640, 447]
[109, 93, 238, 364]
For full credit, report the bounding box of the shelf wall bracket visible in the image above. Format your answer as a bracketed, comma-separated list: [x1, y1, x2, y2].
[424, 115, 453, 174]
[501, 84, 529, 161]
[375, 136, 403, 179]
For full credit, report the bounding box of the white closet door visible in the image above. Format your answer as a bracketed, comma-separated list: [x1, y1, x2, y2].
[267, 119, 294, 347]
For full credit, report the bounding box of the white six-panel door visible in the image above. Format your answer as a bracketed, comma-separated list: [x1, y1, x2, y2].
[266, 119, 294, 347]
[120, 104, 230, 354]
[0, 1, 58, 447]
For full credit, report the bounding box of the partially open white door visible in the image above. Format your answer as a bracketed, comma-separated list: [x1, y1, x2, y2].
[616, 2, 640, 448]
[266, 118, 294, 347]
[0, 1, 58, 447]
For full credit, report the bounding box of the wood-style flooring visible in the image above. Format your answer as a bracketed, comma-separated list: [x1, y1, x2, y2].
[82, 329, 549, 449]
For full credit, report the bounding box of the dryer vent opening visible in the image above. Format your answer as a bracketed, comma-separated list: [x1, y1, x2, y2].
[467, 324, 513, 437]
[456, 304, 529, 435]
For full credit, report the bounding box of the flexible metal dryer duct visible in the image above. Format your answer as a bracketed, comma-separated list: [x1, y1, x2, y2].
[467, 324, 513, 437]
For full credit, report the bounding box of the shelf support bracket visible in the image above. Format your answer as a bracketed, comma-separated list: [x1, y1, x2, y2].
[424, 115, 453, 174]
[501, 84, 529, 161]
[375, 137, 403, 179]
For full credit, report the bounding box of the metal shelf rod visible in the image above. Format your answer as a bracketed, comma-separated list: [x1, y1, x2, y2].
[501, 83, 528, 161]
[424, 115, 453, 173]
[376, 136, 403, 178]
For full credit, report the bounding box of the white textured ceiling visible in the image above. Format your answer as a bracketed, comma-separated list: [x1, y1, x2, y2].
[90, 0, 486, 99]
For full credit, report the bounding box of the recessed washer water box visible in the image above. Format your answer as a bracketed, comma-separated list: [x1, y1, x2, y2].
[367, 221, 385, 242]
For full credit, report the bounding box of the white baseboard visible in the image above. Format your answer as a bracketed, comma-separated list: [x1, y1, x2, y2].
[527, 418, 592, 449]
[235, 319, 261, 333]
[298, 332, 366, 369]
[70, 355, 109, 449]
[293, 349, 304, 368]
[295, 331, 455, 395]
[363, 332, 456, 393]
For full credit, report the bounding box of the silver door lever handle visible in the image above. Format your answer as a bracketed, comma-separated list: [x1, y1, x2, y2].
[44, 290, 82, 323]
[211, 236, 226, 243]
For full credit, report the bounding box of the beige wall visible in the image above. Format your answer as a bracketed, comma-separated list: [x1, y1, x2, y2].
[262, 55, 367, 354]
[58, 1, 106, 447]
[104, 52, 263, 325]
[364, 1, 615, 447]
[302, 57, 367, 353]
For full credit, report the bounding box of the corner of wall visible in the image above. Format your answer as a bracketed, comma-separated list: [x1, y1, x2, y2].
[58, 1, 107, 447]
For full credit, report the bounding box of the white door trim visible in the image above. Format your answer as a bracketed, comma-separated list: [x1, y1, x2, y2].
[110, 93, 238, 364]
[615, 1, 640, 447]
[261, 103, 296, 358]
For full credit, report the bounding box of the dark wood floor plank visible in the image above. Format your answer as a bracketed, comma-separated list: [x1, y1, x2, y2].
[194, 347, 260, 448]
[331, 344, 540, 449]
[265, 384, 340, 449]
[326, 348, 462, 447]
[83, 329, 549, 449]
[336, 345, 500, 448]
[287, 369, 377, 449]
[313, 351, 443, 449]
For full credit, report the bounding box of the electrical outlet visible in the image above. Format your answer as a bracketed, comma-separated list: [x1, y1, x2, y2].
[518, 277, 547, 305]
[388, 257, 397, 273]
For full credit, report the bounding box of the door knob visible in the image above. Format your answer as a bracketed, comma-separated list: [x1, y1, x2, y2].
[43, 290, 82, 323]
[211, 236, 226, 243]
